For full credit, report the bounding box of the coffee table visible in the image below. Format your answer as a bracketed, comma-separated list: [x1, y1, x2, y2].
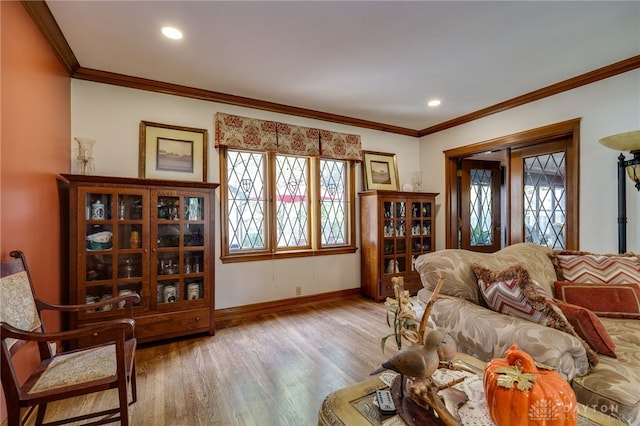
[318, 353, 627, 426]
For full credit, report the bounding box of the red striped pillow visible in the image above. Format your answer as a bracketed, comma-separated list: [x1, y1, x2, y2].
[554, 281, 640, 319]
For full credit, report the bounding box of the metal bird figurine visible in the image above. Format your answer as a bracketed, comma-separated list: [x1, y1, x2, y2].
[371, 329, 445, 396]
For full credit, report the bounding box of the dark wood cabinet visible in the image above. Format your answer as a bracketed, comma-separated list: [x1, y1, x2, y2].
[360, 190, 438, 301]
[61, 174, 218, 343]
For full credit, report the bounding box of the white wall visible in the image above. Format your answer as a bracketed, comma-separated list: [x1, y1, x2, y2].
[71, 70, 639, 309]
[71, 80, 420, 309]
[419, 69, 640, 254]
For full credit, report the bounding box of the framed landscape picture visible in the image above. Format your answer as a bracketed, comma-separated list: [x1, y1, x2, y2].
[362, 150, 399, 191]
[139, 121, 208, 182]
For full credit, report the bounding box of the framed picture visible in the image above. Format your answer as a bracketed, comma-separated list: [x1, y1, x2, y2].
[139, 121, 208, 182]
[362, 150, 399, 191]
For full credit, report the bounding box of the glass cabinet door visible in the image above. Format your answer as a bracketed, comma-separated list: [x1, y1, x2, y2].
[79, 188, 148, 318]
[382, 199, 408, 276]
[152, 192, 208, 308]
[410, 200, 433, 270]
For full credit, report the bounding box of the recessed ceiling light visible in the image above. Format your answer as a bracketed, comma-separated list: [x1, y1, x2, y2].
[162, 26, 183, 40]
[427, 99, 441, 107]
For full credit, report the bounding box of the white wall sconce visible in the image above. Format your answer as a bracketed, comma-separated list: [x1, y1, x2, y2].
[599, 130, 640, 253]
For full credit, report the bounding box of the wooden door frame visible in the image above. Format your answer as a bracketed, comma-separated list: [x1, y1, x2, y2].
[444, 118, 580, 249]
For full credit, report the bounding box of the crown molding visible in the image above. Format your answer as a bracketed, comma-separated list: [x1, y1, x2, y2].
[419, 55, 640, 137]
[21, 0, 79, 73]
[24, 1, 640, 137]
[72, 67, 420, 137]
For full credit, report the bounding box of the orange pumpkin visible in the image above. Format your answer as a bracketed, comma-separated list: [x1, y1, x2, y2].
[483, 344, 577, 426]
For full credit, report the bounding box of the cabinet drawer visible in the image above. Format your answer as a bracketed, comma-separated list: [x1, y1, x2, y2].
[380, 273, 422, 299]
[135, 308, 211, 342]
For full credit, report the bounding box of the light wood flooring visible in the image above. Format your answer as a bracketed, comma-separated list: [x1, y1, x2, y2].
[25, 296, 396, 426]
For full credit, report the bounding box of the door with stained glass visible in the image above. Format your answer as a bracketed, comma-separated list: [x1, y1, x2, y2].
[460, 160, 502, 252]
[510, 138, 574, 249]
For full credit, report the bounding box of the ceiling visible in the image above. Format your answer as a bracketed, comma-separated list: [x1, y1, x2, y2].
[44, 1, 640, 134]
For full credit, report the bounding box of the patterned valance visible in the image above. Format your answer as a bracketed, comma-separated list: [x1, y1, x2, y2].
[215, 112, 277, 152]
[215, 112, 361, 161]
[276, 123, 320, 156]
[320, 130, 362, 162]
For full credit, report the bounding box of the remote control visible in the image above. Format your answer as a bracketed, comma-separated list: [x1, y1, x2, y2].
[375, 389, 396, 415]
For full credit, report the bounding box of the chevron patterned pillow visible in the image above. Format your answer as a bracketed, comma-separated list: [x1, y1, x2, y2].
[472, 264, 548, 324]
[472, 263, 600, 367]
[550, 252, 640, 284]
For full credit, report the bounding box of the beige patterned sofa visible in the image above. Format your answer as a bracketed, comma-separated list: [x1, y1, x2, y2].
[415, 243, 640, 425]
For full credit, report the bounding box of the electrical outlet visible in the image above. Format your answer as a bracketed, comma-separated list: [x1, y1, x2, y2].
[295, 286, 302, 295]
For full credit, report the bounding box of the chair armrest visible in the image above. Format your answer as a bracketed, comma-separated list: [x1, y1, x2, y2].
[36, 293, 141, 318]
[0, 318, 135, 344]
[419, 292, 591, 381]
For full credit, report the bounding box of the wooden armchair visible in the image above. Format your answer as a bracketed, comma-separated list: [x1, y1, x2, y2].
[1, 250, 140, 426]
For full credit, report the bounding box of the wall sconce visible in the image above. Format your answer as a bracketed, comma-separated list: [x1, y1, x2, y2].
[599, 130, 640, 253]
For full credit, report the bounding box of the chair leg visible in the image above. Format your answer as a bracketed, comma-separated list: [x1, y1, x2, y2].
[35, 404, 47, 426]
[130, 361, 138, 403]
[7, 404, 21, 426]
[119, 378, 130, 425]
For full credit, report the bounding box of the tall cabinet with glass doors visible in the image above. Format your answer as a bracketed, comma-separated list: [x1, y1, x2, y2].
[360, 190, 438, 301]
[61, 174, 218, 343]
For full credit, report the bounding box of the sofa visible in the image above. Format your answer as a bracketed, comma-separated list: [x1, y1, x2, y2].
[414, 243, 640, 425]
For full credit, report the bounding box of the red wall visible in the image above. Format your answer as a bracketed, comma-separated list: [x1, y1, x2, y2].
[1, 1, 71, 420]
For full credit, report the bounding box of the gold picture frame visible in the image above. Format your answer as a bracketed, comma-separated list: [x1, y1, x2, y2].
[362, 150, 399, 191]
[139, 121, 208, 182]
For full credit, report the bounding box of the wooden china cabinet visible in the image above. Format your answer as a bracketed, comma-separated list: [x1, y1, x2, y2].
[360, 190, 438, 301]
[60, 174, 218, 343]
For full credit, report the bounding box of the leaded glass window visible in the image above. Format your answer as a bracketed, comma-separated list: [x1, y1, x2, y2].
[470, 169, 493, 246]
[523, 152, 566, 249]
[222, 149, 354, 260]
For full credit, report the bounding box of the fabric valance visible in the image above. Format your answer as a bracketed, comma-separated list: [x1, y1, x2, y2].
[319, 130, 362, 162]
[276, 123, 320, 156]
[215, 112, 361, 161]
[215, 112, 277, 152]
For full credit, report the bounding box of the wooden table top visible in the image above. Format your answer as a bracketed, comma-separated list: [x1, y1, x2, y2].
[318, 353, 627, 426]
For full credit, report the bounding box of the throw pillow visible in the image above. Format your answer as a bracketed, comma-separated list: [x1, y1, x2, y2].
[472, 264, 599, 367]
[548, 251, 640, 283]
[554, 281, 640, 319]
[552, 299, 617, 357]
[472, 264, 548, 324]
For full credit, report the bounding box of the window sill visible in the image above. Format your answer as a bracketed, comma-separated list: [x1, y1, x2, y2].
[220, 246, 358, 263]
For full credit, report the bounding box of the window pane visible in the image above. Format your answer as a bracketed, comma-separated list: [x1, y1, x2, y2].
[227, 151, 266, 251]
[523, 152, 566, 249]
[275, 155, 309, 248]
[320, 159, 348, 246]
[469, 169, 493, 246]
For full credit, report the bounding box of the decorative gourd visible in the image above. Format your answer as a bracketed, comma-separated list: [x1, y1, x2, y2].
[483, 344, 577, 426]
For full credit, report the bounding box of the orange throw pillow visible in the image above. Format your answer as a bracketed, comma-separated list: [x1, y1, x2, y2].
[554, 281, 640, 319]
[552, 300, 616, 357]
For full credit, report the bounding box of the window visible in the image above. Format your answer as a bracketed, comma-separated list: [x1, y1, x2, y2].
[216, 112, 359, 262]
[221, 149, 355, 261]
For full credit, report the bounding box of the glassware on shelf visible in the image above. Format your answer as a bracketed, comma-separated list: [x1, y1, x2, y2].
[74, 137, 96, 175]
[411, 171, 423, 192]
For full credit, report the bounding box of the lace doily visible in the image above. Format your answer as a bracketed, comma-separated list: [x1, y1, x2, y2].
[377, 370, 495, 426]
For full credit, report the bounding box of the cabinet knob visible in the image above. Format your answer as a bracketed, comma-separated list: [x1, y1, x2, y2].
[195, 316, 200, 321]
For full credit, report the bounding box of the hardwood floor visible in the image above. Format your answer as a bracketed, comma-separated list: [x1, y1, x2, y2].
[26, 296, 396, 426]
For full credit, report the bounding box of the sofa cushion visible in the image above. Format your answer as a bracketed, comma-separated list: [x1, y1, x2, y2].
[417, 288, 592, 381]
[415, 243, 558, 304]
[554, 281, 640, 319]
[471, 263, 599, 367]
[553, 300, 617, 357]
[549, 251, 640, 283]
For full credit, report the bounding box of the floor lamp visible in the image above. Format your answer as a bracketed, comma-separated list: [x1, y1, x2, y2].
[599, 130, 640, 254]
